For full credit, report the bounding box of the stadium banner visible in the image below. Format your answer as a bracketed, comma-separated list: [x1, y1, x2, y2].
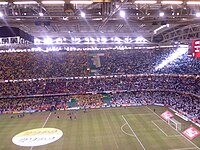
[182, 126, 200, 140]
[160, 110, 174, 121]
[175, 113, 189, 121]
[190, 121, 200, 128]
[24, 110, 37, 113]
[154, 103, 164, 106]
[169, 107, 190, 121]
[131, 104, 142, 106]
[67, 107, 79, 110]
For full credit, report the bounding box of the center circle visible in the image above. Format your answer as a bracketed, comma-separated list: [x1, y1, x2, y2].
[12, 128, 63, 147]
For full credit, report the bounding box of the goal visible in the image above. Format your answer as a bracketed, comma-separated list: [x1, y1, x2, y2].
[168, 118, 181, 131]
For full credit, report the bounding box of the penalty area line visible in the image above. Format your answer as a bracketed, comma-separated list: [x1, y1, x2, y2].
[122, 115, 146, 150]
[103, 110, 119, 149]
[30, 112, 52, 150]
[121, 123, 135, 137]
[168, 147, 198, 150]
[146, 106, 200, 150]
[152, 121, 169, 137]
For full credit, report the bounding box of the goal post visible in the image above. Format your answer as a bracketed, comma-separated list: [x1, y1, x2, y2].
[168, 118, 181, 131]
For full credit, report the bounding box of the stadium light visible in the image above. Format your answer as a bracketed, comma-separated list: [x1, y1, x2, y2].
[81, 12, 86, 18]
[34, 38, 41, 44]
[155, 45, 188, 70]
[101, 37, 107, 43]
[0, 12, 3, 18]
[55, 38, 62, 43]
[13, 1, 37, 4]
[0, 2, 8, 5]
[70, 1, 93, 4]
[196, 12, 200, 17]
[90, 37, 95, 43]
[135, 1, 157, 4]
[135, 37, 147, 43]
[161, 1, 183, 4]
[44, 37, 53, 44]
[187, 1, 200, 4]
[159, 12, 165, 17]
[84, 37, 89, 42]
[119, 10, 125, 18]
[39, 12, 44, 16]
[41, 1, 65, 4]
[114, 37, 122, 43]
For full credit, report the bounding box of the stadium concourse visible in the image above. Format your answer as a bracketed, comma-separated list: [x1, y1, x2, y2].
[0, 49, 200, 125]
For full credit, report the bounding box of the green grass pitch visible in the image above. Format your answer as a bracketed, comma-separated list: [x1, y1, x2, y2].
[0, 106, 200, 150]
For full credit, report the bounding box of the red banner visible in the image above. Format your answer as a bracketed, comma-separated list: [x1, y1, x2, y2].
[182, 126, 200, 140]
[191, 39, 200, 58]
[160, 110, 174, 121]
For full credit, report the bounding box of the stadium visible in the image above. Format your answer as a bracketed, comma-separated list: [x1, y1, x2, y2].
[0, 0, 200, 150]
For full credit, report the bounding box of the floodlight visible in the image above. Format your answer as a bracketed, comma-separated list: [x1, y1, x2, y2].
[13, 1, 37, 4]
[0, 12, 3, 18]
[81, 12, 85, 18]
[187, 1, 200, 4]
[159, 12, 165, 17]
[70, 1, 93, 4]
[41, 1, 65, 4]
[161, 1, 183, 4]
[135, 1, 157, 4]
[0, 2, 8, 5]
[44, 37, 53, 44]
[114, 37, 121, 43]
[196, 12, 200, 17]
[97, 38, 101, 42]
[39, 12, 44, 16]
[119, 10, 125, 18]
[90, 37, 95, 42]
[85, 37, 89, 42]
[63, 17, 68, 20]
[34, 38, 41, 44]
[101, 37, 107, 43]
[55, 38, 62, 43]
[135, 37, 147, 43]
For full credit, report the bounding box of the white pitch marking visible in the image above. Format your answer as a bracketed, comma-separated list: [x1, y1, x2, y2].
[152, 121, 169, 136]
[29, 112, 52, 150]
[124, 113, 154, 116]
[103, 110, 119, 149]
[121, 123, 135, 137]
[42, 112, 52, 128]
[122, 115, 146, 150]
[168, 147, 198, 150]
[146, 106, 200, 150]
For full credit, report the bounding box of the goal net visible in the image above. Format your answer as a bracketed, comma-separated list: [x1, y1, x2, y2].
[168, 118, 181, 131]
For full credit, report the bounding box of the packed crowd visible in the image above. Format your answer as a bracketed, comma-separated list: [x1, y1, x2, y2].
[111, 91, 200, 120]
[71, 94, 104, 107]
[0, 48, 200, 123]
[1, 91, 199, 123]
[0, 51, 88, 80]
[1, 75, 200, 97]
[0, 49, 200, 80]
[0, 94, 104, 113]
